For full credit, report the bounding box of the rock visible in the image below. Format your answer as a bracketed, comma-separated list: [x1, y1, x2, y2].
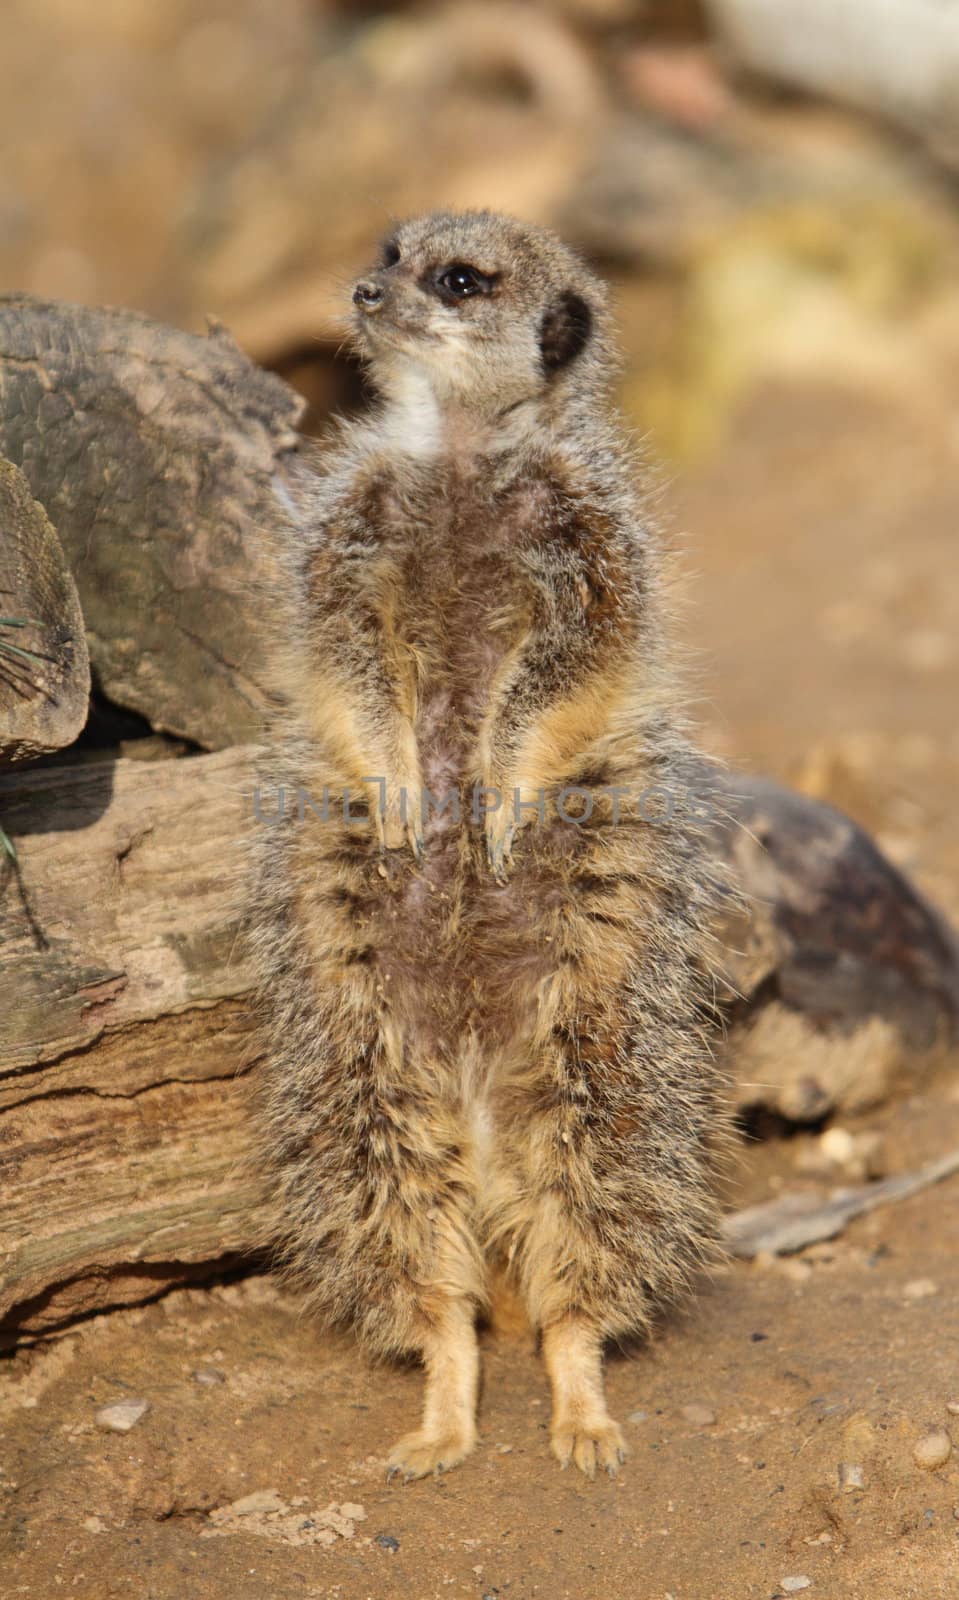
[680, 1403, 717, 1426]
[376, 1534, 400, 1552]
[780, 1580, 812, 1595]
[705, 0, 959, 141]
[946, 1401, 959, 1417]
[818, 1128, 855, 1165]
[902, 1278, 938, 1301]
[838, 1462, 865, 1492]
[192, 1368, 226, 1386]
[94, 1399, 150, 1433]
[913, 1430, 952, 1471]
[627, 1409, 649, 1424]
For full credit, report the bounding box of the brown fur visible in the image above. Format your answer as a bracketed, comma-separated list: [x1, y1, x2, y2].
[249, 211, 730, 1481]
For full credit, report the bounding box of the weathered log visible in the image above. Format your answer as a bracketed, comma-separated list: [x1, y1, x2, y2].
[0, 458, 90, 765]
[0, 298, 304, 750]
[1, 753, 956, 1344]
[0, 747, 263, 1343]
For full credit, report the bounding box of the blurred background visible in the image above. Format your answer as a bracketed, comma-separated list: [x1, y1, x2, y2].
[2, 0, 957, 913]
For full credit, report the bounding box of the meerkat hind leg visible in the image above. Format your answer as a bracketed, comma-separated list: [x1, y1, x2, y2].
[542, 1317, 626, 1479]
[387, 1298, 480, 1481]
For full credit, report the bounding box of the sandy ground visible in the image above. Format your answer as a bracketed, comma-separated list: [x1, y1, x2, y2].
[3, 168, 959, 1600]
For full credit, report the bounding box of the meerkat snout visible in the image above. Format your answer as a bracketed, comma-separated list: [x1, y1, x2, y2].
[353, 279, 385, 311]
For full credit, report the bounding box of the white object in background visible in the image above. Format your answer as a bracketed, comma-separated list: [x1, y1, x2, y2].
[706, 0, 959, 131]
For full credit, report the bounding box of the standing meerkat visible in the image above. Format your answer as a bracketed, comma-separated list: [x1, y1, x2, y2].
[251, 210, 728, 1482]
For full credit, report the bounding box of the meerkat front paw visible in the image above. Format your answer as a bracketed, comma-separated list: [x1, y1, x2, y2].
[484, 808, 515, 881]
[372, 782, 424, 859]
[386, 1423, 476, 1481]
[550, 1414, 626, 1480]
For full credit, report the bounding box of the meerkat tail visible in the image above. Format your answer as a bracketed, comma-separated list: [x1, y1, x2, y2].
[386, 1298, 480, 1481]
[541, 1317, 626, 1480]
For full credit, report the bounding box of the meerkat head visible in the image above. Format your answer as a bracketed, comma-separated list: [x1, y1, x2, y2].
[350, 210, 611, 439]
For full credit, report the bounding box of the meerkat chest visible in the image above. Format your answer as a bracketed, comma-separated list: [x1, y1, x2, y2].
[393, 474, 549, 756]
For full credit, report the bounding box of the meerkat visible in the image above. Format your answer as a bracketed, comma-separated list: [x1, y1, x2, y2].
[250, 210, 728, 1482]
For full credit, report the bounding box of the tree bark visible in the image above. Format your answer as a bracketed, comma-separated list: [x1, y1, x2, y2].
[0, 458, 90, 765]
[0, 747, 263, 1343]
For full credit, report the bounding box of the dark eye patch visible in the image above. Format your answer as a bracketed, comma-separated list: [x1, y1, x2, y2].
[431, 262, 497, 304]
[539, 291, 592, 373]
[381, 238, 401, 267]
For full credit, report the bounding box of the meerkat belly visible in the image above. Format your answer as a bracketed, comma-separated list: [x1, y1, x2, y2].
[372, 537, 548, 1056]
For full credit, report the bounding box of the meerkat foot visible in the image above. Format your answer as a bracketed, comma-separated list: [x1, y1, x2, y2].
[387, 1299, 480, 1484]
[550, 1413, 626, 1479]
[541, 1316, 626, 1480]
[386, 1421, 477, 1481]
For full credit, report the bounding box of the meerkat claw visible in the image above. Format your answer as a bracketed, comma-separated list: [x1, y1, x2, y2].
[485, 824, 514, 880]
[386, 1426, 475, 1482]
[550, 1418, 626, 1480]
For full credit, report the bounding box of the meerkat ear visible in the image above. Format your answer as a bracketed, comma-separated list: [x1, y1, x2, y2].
[539, 291, 593, 374]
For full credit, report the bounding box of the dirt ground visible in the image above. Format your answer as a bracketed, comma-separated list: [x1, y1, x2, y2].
[4, 343, 959, 1598]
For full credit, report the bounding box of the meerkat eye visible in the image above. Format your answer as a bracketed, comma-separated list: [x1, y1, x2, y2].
[436, 263, 494, 302]
[381, 239, 401, 268]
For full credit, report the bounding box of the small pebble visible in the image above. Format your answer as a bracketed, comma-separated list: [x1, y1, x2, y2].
[781, 1578, 812, 1594]
[902, 1279, 938, 1301]
[627, 1409, 648, 1424]
[913, 1430, 952, 1472]
[83, 1516, 105, 1534]
[946, 1401, 959, 1417]
[95, 1399, 149, 1434]
[680, 1403, 717, 1427]
[838, 1462, 864, 1492]
[818, 1128, 855, 1164]
[375, 1534, 400, 1553]
[192, 1368, 226, 1386]
[796, 1128, 884, 1182]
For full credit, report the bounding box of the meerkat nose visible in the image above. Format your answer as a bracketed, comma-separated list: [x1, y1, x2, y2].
[353, 280, 385, 311]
